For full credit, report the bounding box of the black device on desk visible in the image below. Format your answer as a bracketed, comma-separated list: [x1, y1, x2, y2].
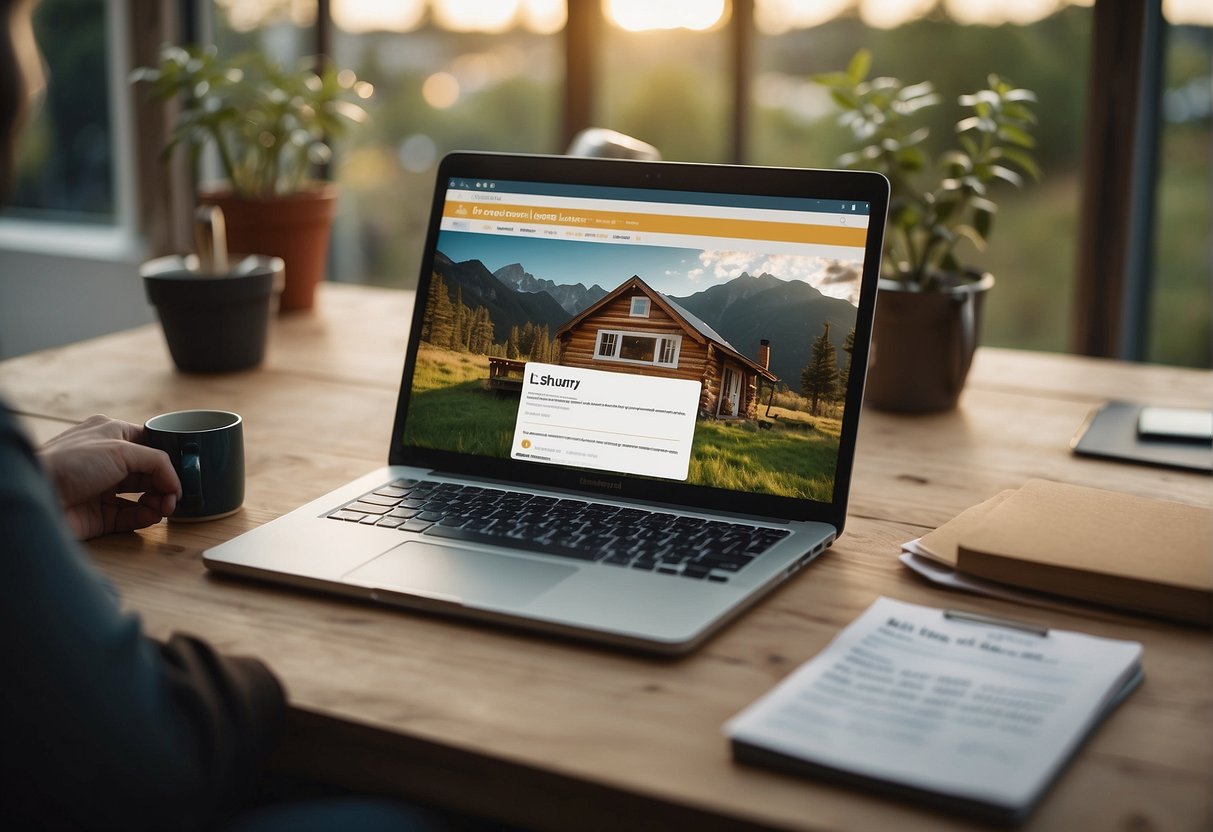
[1071, 401, 1213, 474]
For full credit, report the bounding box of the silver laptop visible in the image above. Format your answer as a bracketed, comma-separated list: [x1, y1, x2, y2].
[204, 152, 888, 654]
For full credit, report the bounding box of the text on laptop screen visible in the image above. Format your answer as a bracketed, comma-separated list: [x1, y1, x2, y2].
[401, 177, 872, 503]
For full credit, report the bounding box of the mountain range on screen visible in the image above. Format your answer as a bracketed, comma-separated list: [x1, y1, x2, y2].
[492, 262, 609, 316]
[432, 252, 855, 381]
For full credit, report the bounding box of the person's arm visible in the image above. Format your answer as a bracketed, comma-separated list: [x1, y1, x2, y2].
[0, 408, 286, 832]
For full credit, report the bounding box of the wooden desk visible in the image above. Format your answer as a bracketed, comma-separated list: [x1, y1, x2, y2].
[2, 283, 1210, 831]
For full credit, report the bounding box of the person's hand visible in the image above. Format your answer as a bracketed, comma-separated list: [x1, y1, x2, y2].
[37, 415, 182, 540]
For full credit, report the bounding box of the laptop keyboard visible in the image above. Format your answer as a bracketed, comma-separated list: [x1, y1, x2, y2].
[327, 478, 791, 584]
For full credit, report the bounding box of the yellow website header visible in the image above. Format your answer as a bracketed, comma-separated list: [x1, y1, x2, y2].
[443, 201, 868, 248]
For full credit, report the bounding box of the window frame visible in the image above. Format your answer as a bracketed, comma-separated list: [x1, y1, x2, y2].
[0, 0, 167, 360]
[592, 329, 682, 368]
[1071, 0, 1164, 359]
[0, 0, 141, 259]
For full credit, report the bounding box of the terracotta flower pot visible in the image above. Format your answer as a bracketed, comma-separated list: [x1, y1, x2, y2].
[865, 270, 995, 412]
[199, 185, 337, 312]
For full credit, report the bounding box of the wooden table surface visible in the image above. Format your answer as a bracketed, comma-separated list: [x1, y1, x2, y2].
[2, 282, 1210, 832]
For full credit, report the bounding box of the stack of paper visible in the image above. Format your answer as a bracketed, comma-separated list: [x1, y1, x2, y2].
[726, 597, 1143, 822]
[902, 479, 1212, 626]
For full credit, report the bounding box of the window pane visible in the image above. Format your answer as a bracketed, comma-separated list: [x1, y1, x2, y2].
[598, 331, 617, 355]
[1147, 15, 1211, 368]
[598, 7, 730, 163]
[329, 2, 565, 289]
[210, 0, 317, 195]
[214, 0, 315, 57]
[750, 2, 1093, 354]
[619, 334, 656, 362]
[6, 0, 114, 224]
[210, 2, 566, 290]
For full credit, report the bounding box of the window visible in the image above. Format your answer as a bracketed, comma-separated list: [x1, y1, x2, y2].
[629, 296, 651, 317]
[191, 2, 1211, 368]
[44, 0, 1195, 367]
[0, 0, 145, 361]
[597, 330, 618, 357]
[7, 0, 113, 224]
[594, 329, 681, 367]
[210, 2, 563, 288]
[213, 0, 315, 61]
[327, 2, 564, 288]
[749, 2, 1094, 355]
[598, 3, 730, 162]
[1146, 13, 1211, 367]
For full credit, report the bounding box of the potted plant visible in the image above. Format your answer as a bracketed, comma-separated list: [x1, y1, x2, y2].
[133, 45, 370, 311]
[814, 50, 1040, 411]
[142, 205, 284, 373]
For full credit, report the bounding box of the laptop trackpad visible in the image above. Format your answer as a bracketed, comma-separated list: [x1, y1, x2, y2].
[344, 541, 576, 607]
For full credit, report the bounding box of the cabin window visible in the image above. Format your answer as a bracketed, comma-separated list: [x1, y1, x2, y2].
[629, 297, 651, 317]
[596, 331, 618, 357]
[620, 335, 654, 362]
[593, 329, 680, 368]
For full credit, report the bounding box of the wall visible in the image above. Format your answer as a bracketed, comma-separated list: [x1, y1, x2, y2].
[0, 245, 153, 360]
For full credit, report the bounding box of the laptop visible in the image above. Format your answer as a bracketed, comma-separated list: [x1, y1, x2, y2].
[203, 152, 888, 654]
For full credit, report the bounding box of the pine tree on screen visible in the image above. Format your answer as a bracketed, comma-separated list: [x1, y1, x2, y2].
[801, 322, 838, 416]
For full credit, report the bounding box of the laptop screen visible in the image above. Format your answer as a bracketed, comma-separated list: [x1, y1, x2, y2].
[392, 154, 886, 528]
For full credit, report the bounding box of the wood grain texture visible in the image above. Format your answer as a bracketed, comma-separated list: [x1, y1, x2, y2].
[2, 282, 1210, 832]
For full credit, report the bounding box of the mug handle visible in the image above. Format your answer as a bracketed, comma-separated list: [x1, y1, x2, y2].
[179, 442, 204, 512]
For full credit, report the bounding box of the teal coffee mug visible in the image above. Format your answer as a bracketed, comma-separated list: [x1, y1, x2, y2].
[144, 410, 245, 521]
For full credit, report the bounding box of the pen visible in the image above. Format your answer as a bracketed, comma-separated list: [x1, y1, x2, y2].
[944, 609, 1050, 637]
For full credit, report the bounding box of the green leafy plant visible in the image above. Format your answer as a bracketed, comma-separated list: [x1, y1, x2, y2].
[814, 49, 1040, 290]
[132, 45, 370, 197]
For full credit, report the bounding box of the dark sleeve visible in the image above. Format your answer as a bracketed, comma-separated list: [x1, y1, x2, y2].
[0, 405, 286, 832]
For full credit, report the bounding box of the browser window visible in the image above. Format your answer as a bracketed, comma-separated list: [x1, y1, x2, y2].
[402, 177, 872, 502]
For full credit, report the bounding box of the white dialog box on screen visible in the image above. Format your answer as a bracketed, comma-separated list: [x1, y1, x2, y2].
[511, 362, 702, 481]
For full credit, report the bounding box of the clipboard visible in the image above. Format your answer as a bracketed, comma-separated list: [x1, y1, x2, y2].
[725, 598, 1144, 824]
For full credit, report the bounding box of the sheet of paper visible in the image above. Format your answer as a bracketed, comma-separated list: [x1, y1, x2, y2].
[725, 597, 1141, 810]
[899, 551, 1092, 617]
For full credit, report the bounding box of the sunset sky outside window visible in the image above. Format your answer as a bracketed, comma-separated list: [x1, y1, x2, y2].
[216, 0, 1211, 33]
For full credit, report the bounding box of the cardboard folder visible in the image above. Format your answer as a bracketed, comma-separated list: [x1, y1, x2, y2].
[954, 479, 1212, 626]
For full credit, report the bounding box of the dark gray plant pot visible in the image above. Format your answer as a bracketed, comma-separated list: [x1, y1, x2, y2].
[143, 255, 284, 373]
[865, 270, 995, 412]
